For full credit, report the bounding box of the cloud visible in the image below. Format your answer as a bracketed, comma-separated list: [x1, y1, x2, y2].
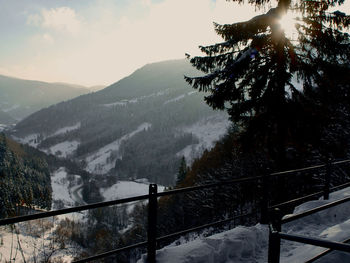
[17, 0, 262, 86]
[30, 33, 55, 45]
[27, 7, 82, 35]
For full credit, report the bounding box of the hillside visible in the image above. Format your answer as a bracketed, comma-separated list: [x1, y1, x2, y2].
[10, 59, 230, 185]
[0, 133, 52, 218]
[0, 74, 90, 123]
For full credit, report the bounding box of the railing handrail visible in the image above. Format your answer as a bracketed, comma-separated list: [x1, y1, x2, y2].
[2, 159, 348, 226]
[277, 232, 350, 253]
[0, 158, 349, 262]
[268, 162, 350, 263]
[0, 194, 150, 226]
[74, 210, 257, 263]
[281, 195, 350, 224]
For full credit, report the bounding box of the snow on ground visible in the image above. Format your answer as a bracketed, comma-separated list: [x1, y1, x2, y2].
[176, 114, 230, 164]
[281, 187, 350, 262]
[46, 140, 80, 158]
[0, 222, 78, 263]
[51, 167, 84, 209]
[12, 133, 40, 147]
[0, 124, 7, 132]
[101, 180, 165, 201]
[85, 122, 152, 174]
[164, 90, 199, 105]
[102, 89, 170, 108]
[101, 180, 165, 213]
[52, 122, 81, 137]
[164, 94, 186, 104]
[103, 101, 128, 107]
[0, 165, 84, 263]
[139, 186, 350, 263]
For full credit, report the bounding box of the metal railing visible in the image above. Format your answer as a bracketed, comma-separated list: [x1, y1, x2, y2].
[268, 169, 350, 262]
[0, 159, 349, 262]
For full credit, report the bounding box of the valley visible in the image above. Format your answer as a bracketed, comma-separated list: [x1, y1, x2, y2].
[10, 59, 230, 186]
[0, 59, 230, 262]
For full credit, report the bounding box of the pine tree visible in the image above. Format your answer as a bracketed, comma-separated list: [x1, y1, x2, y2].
[176, 156, 188, 185]
[185, 0, 350, 167]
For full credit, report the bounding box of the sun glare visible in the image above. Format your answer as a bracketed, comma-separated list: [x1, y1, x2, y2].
[278, 11, 297, 38]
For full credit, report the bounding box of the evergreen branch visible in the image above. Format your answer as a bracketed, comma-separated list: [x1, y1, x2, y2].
[214, 8, 279, 41]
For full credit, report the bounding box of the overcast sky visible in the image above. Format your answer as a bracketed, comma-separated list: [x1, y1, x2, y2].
[0, 0, 348, 86]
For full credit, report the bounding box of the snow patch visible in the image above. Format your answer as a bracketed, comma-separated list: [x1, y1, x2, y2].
[139, 186, 350, 263]
[103, 101, 128, 107]
[47, 140, 80, 158]
[164, 94, 186, 104]
[176, 114, 230, 164]
[138, 224, 269, 263]
[51, 167, 84, 209]
[52, 122, 81, 137]
[188, 91, 198, 95]
[85, 123, 152, 174]
[102, 90, 170, 108]
[101, 180, 165, 213]
[13, 133, 40, 147]
[0, 124, 7, 132]
[101, 180, 165, 201]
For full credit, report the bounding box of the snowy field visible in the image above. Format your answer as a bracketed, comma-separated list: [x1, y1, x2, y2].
[101, 180, 165, 213]
[176, 114, 230, 164]
[137, 186, 350, 263]
[102, 89, 170, 108]
[51, 123, 80, 137]
[85, 122, 152, 174]
[0, 124, 7, 132]
[45, 140, 80, 158]
[51, 167, 84, 209]
[101, 180, 165, 201]
[0, 167, 86, 262]
[12, 133, 40, 147]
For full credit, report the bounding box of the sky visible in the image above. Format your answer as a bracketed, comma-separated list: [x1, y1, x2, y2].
[0, 0, 348, 87]
[0, 0, 265, 86]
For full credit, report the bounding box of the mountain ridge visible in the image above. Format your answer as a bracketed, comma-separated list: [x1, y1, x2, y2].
[0, 74, 91, 123]
[10, 59, 230, 185]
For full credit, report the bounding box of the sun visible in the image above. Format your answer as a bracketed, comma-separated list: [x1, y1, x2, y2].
[278, 11, 298, 38]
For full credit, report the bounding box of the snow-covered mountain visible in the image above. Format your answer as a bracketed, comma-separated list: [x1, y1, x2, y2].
[11, 59, 230, 185]
[0, 74, 90, 123]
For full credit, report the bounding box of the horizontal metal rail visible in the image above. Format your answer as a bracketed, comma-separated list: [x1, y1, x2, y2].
[277, 232, 350, 253]
[270, 181, 350, 210]
[270, 159, 350, 178]
[157, 175, 264, 197]
[0, 194, 149, 226]
[3, 159, 348, 226]
[74, 211, 255, 263]
[333, 159, 350, 166]
[305, 237, 350, 263]
[0, 158, 349, 263]
[270, 164, 325, 177]
[269, 191, 324, 210]
[281, 196, 350, 224]
[156, 210, 255, 243]
[329, 181, 350, 193]
[73, 241, 148, 263]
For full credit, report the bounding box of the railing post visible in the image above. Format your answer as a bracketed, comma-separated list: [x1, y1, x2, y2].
[261, 172, 269, 224]
[268, 208, 282, 263]
[323, 159, 332, 200]
[147, 184, 158, 263]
